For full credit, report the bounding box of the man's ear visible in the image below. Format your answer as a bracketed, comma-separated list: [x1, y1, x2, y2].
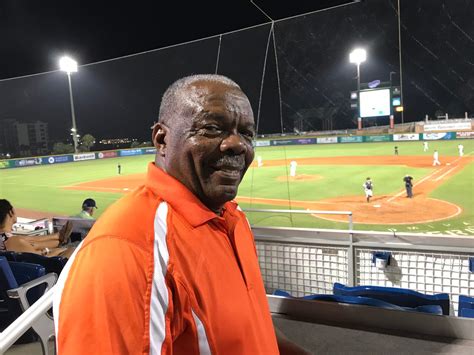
[152, 123, 167, 157]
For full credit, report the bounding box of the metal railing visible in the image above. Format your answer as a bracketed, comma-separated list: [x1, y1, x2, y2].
[244, 208, 356, 286]
[253, 225, 474, 315]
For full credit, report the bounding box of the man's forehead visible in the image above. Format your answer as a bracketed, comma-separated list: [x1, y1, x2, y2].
[180, 81, 253, 118]
[185, 81, 247, 103]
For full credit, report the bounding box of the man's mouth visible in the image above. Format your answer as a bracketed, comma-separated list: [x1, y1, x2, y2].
[211, 156, 245, 179]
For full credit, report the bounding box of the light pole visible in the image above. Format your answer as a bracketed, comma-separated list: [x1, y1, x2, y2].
[390, 71, 396, 87]
[349, 48, 366, 129]
[59, 56, 79, 153]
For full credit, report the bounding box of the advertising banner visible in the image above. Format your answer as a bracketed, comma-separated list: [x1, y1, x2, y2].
[393, 133, 420, 141]
[0, 160, 10, 169]
[296, 138, 317, 144]
[456, 131, 474, 139]
[316, 136, 338, 144]
[255, 140, 271, 147]
[271, 139, 298, 146]
[13, 157, 43, 167]
[73, 153, 96, 162]
[143, 148, 157, 154]
[97, 151, 118, 159]
[364, 135, 391, 142]
[424, 121, 471, 132]
[119, 148, 143, 157]
[422, 132, 454, 140]
[46, 155, 72, 164]
[339, 136, 363, 143]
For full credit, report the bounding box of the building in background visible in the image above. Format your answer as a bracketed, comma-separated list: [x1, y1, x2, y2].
[0, 119, 49, 158]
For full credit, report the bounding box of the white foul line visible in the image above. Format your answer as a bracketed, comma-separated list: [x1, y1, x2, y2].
[433, 167, 456, 181]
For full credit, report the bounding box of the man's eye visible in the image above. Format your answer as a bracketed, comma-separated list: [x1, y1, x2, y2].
[203, 125, 222, 134]
[241, 131, 255, 139]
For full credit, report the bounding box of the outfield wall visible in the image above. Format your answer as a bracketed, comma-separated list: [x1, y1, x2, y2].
[255, 131, 473, 147]
[1, 131, 473, 170]
[0, 147, 157, 170]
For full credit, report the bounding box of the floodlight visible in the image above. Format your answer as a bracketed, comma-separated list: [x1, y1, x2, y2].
[59, 56, 78, 73]
[349, 48, 367, 65]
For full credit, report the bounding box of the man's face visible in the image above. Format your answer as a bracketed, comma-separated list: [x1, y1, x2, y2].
[158, 81, 255, 213]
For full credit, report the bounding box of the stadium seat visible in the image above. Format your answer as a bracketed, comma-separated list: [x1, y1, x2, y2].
[273, 289, 443, 315]
[0, 251, 17, 262]
[53, 217, 95, 242]
[0, 256, 57, 353]
[333, 282, 450, 315]
[14, 252, 68, 276]
[458, 295, 474, 318]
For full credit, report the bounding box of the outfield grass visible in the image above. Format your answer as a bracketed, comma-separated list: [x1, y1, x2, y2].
[0, 139, 472, 235]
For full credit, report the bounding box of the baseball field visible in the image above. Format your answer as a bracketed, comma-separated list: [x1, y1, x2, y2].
[0, 139, 472, 235]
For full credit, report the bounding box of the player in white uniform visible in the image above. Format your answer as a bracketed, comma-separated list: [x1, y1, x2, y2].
[257, 156, 263, 167]
[423, 141, 428, 152]
[458, 144, 464, 157]
[363, 177, 373, 202]
[433, 150, 441, 166]
[289, 160, 297, 177]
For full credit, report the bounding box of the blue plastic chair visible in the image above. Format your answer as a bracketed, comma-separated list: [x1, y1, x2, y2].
[273, 289, 443, 315]
[0, 256, 57, 353]
[458, 295, 474, 318]
[14, 252, 68, 276]
[0, 251, 17, 261]
[333, 282, 450, 315]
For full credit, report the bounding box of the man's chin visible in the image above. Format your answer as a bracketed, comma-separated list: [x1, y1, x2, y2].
[202, 184, 239, 210]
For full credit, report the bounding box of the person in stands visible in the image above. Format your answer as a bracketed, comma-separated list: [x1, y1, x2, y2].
[73, 198, 97, 220]
[0, 199, 74, 258]
[54, 74, 310, 354]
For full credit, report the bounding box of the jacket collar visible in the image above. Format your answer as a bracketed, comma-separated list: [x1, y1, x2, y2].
[145, 162, 237, 227]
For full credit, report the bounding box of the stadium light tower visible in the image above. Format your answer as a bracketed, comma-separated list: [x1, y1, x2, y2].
[59, 56, 79, 153]
[349, 48, 367, 96]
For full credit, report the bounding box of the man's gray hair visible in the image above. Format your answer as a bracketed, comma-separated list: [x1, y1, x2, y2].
[157, 74, 241, 124]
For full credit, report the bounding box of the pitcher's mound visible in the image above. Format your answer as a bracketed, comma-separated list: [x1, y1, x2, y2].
[276, 174, 323, 182]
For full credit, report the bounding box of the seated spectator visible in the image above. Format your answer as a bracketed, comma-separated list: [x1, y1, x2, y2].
[0, 199, 75, 258]
[73, 198, 97, 220]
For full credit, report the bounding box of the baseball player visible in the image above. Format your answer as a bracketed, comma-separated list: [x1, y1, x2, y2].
[458, 144, 464, 157]
[423, 141, 428, 152]
[289, 160, 297, 177]
[257, 156, 263, 167]
[363, 177, 373, 202]
[433, 150, 441, 166]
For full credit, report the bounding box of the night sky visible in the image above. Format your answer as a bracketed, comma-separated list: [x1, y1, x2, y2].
[0, 0, 472, 144]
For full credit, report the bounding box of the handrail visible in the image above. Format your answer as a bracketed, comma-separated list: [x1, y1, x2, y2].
[0, 285, 56, 353]
[244, 208, 356, 286]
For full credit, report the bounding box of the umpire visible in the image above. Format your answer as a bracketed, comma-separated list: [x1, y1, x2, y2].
[403, 175, 413, 198]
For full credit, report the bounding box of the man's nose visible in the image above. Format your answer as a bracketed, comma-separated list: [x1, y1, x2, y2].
[220, 133, 246, 154]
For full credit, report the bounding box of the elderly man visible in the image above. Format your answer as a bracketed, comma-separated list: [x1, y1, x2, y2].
[73, 198, 97, 219]
[54, 75, 308, 354]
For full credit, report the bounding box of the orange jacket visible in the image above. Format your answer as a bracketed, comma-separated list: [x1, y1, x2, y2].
[53, 163, 278, 354]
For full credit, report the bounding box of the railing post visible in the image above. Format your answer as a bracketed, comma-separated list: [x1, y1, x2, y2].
[347, 213, 355, 286]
